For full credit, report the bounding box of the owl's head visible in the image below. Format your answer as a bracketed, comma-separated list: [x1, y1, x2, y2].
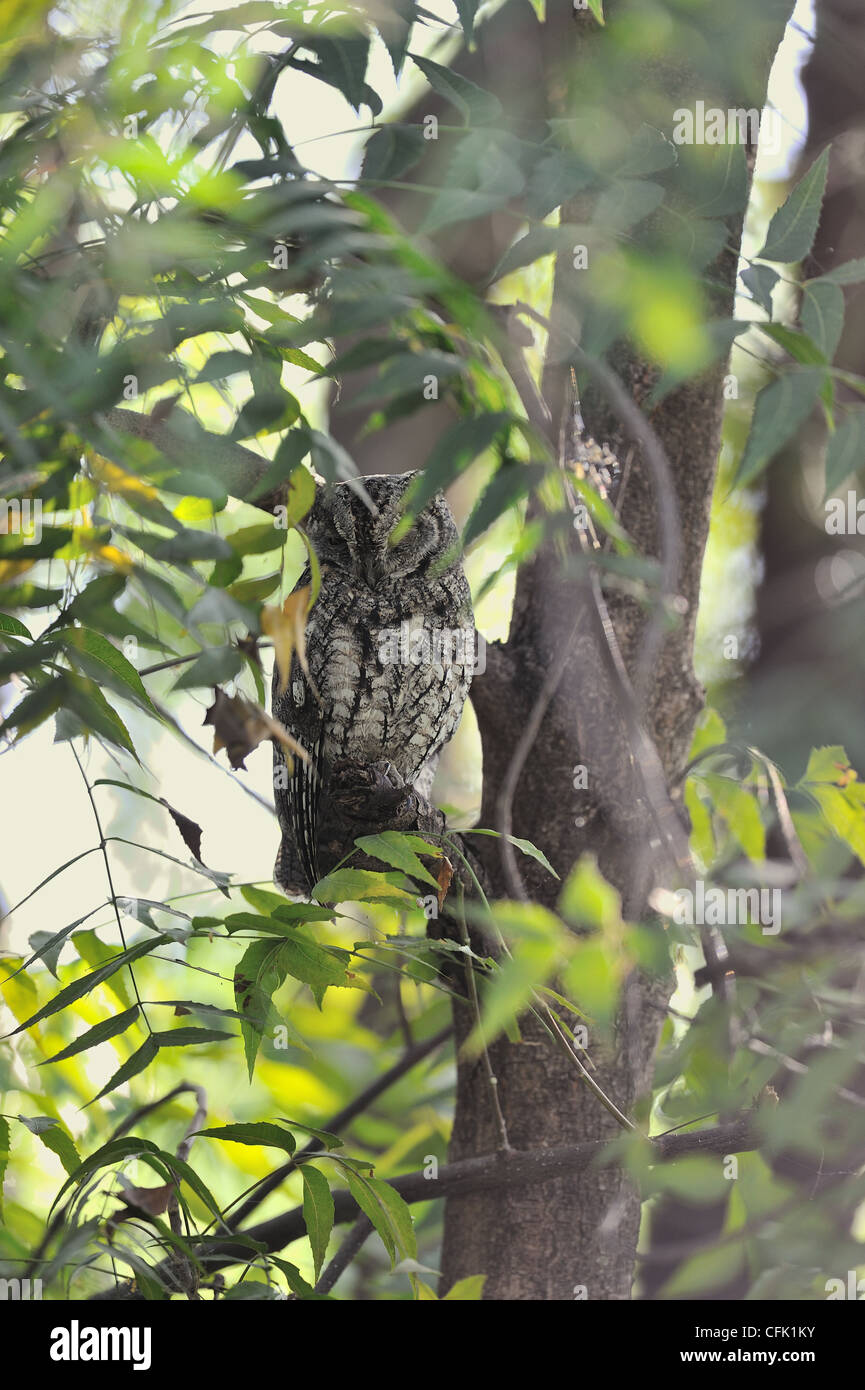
[305, 472, 459, 588]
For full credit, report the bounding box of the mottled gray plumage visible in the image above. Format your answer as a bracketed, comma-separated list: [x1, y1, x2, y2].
[273, 472, 474, 894]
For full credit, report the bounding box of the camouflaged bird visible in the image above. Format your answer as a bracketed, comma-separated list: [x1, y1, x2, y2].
[272, 472, 474, 895]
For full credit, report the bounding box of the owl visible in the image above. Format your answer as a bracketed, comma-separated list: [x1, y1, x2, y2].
[273, 472, 474, 895]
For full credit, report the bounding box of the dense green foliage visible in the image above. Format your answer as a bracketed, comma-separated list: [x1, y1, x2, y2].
[1, 0, 865, 1301]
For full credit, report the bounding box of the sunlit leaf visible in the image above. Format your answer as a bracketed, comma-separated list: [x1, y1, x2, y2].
[300, 1162, 334, 1282]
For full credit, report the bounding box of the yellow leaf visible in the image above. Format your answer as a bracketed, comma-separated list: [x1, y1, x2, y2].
[89, 455, 159, 502]
[261, 587, 314, 695]
[0, 560, 33, 584]
[90, 545, 133, 573]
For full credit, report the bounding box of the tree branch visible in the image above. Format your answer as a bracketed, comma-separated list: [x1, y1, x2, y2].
[95, 408, 273, 504]
[90, 1117, 757, 1299]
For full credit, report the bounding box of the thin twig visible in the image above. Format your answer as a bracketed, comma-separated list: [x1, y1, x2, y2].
[168, 1083, 208, 1296]
[226, 1025, 453, 1230]
[568, 343, 683, 715]
[312, 1215, 372, 1297]
[71, 746, 150, 1031]
[456, 883, 511, 1152]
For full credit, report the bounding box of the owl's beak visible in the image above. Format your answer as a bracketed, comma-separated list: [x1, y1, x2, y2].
[363, 557, 383, 589]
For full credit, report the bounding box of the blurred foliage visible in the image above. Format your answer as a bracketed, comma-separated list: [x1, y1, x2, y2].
[0, 0, 864, 1303]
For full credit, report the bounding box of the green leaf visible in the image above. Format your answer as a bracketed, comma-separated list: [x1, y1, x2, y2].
[228, 573, 280, 604]
[423, 132, 524, 233]
[7, 937, 162, 1036]
[60, 628, 159, 715]
[362, 124, 425, 183]
[825, 411, 865, 494]
[0, 1116, 8, 1218]
[467, 902, 564, 1049]
[454, 0, 480, 40]
[463, 462, 546, 546]
[353, 351, 465, 405]
[701, 775, 766, 861]
[0, 677, 66, 740]
[274, 904, 339, 925]
[342, 1168, 396, 1264]
[409, 53, 501, 124]
[226, 523, 287, 557]
[758, 148, 830, 264]
[231, 389, 300, 441]
[58, 676, 139, 758]
[193, 349, 252, 384]
[0, 613, 31, 639]
[275, 465, 317, 530]
[36, 1125, 81, 1178]
[801, 279, 845, 360]
[559, 856, 622, 928]
[281, 346, 326, 374]
[162, 470, 229, 506]
[374, 0, 415, 76]
[39, 1005, 140, 1065]
[492, 224, 590, 281]
[85, 1034, 160, 1107]
[289, 31, 379, 115]
[0, 526, 72, 560]
[312, 867, 418, 907]
[234, 939, 289, 1080]
[281, 1119, 343, 1150]
[247, 431, 312, 507]
[685, 781, 715, 869]
[443, 1274, 487, 1299]
[306, 429, 360, 487]
[240, 886, 292, 915]
[734, 370, 826, 487]
[300, 1163, 334, 1282]
[739, 264, 779, 317]
[195, 1123, 297, 1155]
[50, 1136, 168, 1213]
[758, 323, 827, 367]
[594, 178, 664, 230]
[151, 529, 234, 563]
[408, 413, 513, 514]
[186, 585, 256, 629]
[464, 829, 559, 879]
[277, 938, 353, 1007]
[224, 911, 295, 936]
[268, 1256, 325, 1299]
[354, 831, 440, 886]
[524, 151, 595, 220]
[367, 1177, 416, 1260]
[172, 646, 243, 690]
[151, 1027, 232, 1047]
[817, 258, 865, 286]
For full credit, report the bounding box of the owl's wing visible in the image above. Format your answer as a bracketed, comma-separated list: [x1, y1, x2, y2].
[288, 711, 323, 890]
